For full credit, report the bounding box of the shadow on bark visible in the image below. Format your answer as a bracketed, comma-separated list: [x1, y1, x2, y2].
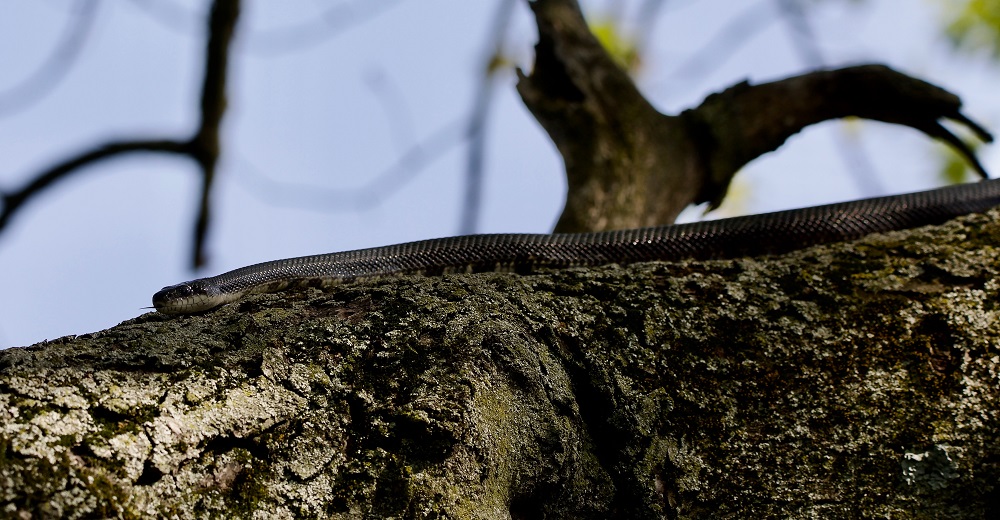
[3, 209, 1000, 518]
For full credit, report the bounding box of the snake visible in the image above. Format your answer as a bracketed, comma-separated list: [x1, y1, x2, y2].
[153, 178, 1000, 314]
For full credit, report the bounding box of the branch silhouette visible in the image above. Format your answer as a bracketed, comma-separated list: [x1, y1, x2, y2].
[460, 0, 517, 235]
[243, 0, 403, 55]
[519, 0, 993, 233]
[0, 139, 190, 233]
[234, 119, 467, 211]
[126, 0, 200, 35]
[0, 0, 99, 117]
[0, 0, 240, 269]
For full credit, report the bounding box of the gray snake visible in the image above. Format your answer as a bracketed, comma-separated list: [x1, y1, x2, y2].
[153, 179, 1000, 314]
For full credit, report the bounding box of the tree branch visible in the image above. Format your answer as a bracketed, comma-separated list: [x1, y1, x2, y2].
[242, 0, 403, 55]
[0, 139, 191, 232]
[657, 2, 777, 86]
[188, 0, 239, 268]
[0, 0, 99, 117]
[691, 64, 994, 208]
[519, 0, 697, 233]
[0, 0, 240, 270]
[459, 0, 517, 235]
[518, 0, 993, 232]
[3, 207, 1000, 517]
[234, 119, 466, 211]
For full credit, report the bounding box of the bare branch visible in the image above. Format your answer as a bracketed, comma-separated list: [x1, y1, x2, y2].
[633, 0, 666, 54]
[126, 0, 200, 34]
[244, 0, 403, 56]
[0, 0, 99, 117]
[692, 65, 994, 209]
[656, 1, 775, 86]
[774, 0, 886, 196]
[0, 0, 239, 271]
[234, 0, 514, 235]
[519, 0, 992, 232]
[234, 120, 467, 211]
[774, 0, 823, 66]
[187, 0, 240, 268]
[364, 69, 418, 154]
[519, 0, 696, 232]
[0, 139, 191, 232]
[459, 0, 517, 235]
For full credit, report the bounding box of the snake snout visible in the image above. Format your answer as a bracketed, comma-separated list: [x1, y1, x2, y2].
[152, 281, 221, 314]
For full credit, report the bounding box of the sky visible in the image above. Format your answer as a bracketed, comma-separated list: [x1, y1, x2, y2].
[0, 0, 998, 349]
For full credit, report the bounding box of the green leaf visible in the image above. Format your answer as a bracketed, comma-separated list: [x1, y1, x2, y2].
[589, 18, 641, 73]
[936, 139, 982, 184]
[942, 0, 1000, 57]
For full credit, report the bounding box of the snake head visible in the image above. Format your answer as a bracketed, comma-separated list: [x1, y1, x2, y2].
[152, 280, 223, 314]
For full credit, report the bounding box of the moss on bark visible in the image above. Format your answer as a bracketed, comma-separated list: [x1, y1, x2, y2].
[3, 210, 1000, 518]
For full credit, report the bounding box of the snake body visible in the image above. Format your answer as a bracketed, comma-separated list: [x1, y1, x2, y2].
[153, 179, 1000, 314]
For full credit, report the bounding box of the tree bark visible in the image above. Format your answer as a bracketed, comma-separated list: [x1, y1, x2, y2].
[3, 210, 1000, 518]
[519, 0, 992, 233]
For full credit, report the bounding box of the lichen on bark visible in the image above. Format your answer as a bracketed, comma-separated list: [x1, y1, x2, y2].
[3, 210, 1000, 518]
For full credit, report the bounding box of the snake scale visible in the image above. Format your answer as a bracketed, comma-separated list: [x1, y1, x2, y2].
[153, 179, 1000, 314]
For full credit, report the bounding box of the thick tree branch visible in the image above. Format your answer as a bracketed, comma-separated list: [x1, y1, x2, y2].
[518, 0, 993, 232]
[3, 209, 1000, 517]
[691, 64, 994, 209]
[519, 0, 699, 233]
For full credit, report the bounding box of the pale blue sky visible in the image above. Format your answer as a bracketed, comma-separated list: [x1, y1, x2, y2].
[1, 0, 997, 348]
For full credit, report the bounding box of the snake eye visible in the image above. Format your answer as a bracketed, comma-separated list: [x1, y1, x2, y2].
[152, 283, 190, 309]
[152, 280, 224, 314]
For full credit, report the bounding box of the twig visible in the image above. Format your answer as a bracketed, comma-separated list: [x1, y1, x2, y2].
[459, 0, 516, 235]
[774, 0, 886, 196]
[234, 119, 467, 211]
[188, 0, 240, 267]
[244, 0, 403, 55]
[0, 0, 241, 270]
[0, 139, 191, 232]
[633, 0, 666, 54]
[364, 69, 418, 154]
[657, 1, 775, 85]
[0, 0, 99, 117]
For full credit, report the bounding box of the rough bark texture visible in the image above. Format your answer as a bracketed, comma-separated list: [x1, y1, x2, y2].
[4, 210, 1000, 518]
